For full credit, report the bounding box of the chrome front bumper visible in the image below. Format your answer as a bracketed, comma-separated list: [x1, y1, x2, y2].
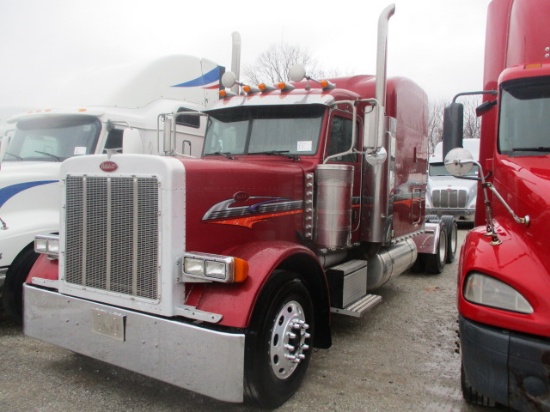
[23, 284, 245, 403]
[426, 207, 475, 222]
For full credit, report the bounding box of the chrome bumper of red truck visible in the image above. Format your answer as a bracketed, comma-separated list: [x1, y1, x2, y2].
[23, 284, 245, 403]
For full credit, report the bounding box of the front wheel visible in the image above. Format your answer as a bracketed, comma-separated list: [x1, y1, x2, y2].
[244, 270, 314, 409]
[2, 245, 39, 324]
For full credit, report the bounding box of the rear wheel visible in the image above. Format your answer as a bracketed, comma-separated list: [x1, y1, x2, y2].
[2, 245, 39, 324]
[244, 270, 314, 409]
[425, 222, 447, 274]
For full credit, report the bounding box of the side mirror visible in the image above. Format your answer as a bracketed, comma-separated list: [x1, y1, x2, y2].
[475, 99, 497, 117]
[365, 146, 388, 165]
[289, 65, 306, 82]
[122, 128, 143, 154]
[221, 72, 237, 89]
[442, 102, 464, 158]
[444, 147, 474, 177]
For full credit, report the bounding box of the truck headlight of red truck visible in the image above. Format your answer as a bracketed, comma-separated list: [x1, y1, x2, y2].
[463, 272, 533, 314]
[182, 252, 248, 283]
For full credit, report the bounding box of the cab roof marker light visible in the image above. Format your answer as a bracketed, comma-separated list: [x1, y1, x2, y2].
[258, 83, 276, 92]
[219, 89, 237, 99]
[243, 85, 261, 94]
[275, 82, 295, 92]
[525, 63, 542, 69]
[320, 79, 336, 91]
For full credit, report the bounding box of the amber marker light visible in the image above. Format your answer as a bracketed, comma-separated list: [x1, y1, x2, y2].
[275, 82, 295, 91]
[233, 257, 249, 283]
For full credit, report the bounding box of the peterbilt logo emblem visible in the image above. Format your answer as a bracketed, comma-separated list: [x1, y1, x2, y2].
[100, 161, 118, 172]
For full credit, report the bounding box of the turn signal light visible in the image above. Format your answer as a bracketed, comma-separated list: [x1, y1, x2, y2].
[182, 252, 248, 283]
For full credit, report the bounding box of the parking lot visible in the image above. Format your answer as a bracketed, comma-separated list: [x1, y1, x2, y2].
[0, 229, 503, 411]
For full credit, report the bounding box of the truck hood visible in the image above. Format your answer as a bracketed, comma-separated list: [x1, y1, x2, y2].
[497, 156, 550, 216]
[495, 156, 550, 271]
[181, 156, 310, 254]
[0, 161, 60, 209]
[428, 175, 477, 192]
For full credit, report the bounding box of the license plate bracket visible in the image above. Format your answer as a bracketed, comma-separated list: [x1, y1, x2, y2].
[91, 308, 126, 341]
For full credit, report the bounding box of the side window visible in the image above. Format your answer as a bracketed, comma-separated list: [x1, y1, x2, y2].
[327, 116, 357, 162]
[105, 129, 123, 151]
[176, 109, 200, 129]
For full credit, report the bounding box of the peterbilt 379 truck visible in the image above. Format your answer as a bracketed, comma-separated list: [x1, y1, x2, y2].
[23, 5, 454, 408]
[0, 54, 224, 322]
[443, 0, 550, 409]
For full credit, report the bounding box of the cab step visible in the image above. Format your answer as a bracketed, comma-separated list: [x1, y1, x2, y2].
[330, 294, 383, 317]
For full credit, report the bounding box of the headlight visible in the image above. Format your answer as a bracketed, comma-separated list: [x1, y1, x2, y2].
[34, 234, 60, 258]
[182, 252, 248, 283]
[464, 272, 533, 314]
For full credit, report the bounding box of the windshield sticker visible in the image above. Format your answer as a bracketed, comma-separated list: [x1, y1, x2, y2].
[297, 141, 312, 152]
[74, 147, 87, 155]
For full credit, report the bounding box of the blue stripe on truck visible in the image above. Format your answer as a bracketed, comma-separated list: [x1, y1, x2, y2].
[171, 67, 221, 88]
[0, 181, 57, 208]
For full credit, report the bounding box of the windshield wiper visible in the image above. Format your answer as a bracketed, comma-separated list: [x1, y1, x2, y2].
[512, 147, 550, 152]
[4, 152, 23, 161]
[35, 151, 61, 161]
[249, 150, 300, 161]
[205, 151, 236, 159]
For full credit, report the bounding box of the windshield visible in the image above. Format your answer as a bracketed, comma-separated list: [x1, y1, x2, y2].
[4, 115, 101, 162]
[203, 105, 324, 156]
[499, 77, 550, 155]
[429, 162, 478, 177]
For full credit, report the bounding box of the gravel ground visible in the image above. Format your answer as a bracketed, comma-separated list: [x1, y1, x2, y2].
[0, 229, 507, 411]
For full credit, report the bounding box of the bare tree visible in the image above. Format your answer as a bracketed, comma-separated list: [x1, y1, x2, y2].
[462, 96, 482, 140]
[428, 99, 447, 153]
[242, 43, 346, 85]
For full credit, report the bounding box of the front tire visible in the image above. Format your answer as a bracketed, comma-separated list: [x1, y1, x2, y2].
[2, 245, 39, 324]
[244, 270, 314, 409]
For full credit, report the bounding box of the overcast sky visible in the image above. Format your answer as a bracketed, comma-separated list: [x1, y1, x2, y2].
[0, 0, 491, 115]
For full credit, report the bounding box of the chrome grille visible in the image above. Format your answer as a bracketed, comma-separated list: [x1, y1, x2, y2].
[431, 189, 467, 208]
[65, 175, 159, 300]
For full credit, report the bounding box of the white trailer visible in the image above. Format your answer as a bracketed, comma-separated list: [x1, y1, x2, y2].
[0, 54, 223, 321]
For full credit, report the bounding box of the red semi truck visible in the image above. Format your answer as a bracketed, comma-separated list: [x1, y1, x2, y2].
[444, 0, 550, 409]
[22, 5, 454, 408]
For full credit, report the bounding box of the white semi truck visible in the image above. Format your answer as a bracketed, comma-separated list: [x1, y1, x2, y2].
[0, 54, 224, 322]
[426, 138, 480, 225]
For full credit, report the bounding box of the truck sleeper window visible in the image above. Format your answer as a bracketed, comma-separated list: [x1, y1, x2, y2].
[204, 105, 324, 156]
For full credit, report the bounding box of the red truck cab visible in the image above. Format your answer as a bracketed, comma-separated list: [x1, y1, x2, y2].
[445, 0, 550, 409]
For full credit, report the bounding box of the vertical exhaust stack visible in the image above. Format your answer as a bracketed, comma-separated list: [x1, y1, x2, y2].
[230, 32, 241, 95]
[361, 4, 395, 244]
[375, 4, 395, 118]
